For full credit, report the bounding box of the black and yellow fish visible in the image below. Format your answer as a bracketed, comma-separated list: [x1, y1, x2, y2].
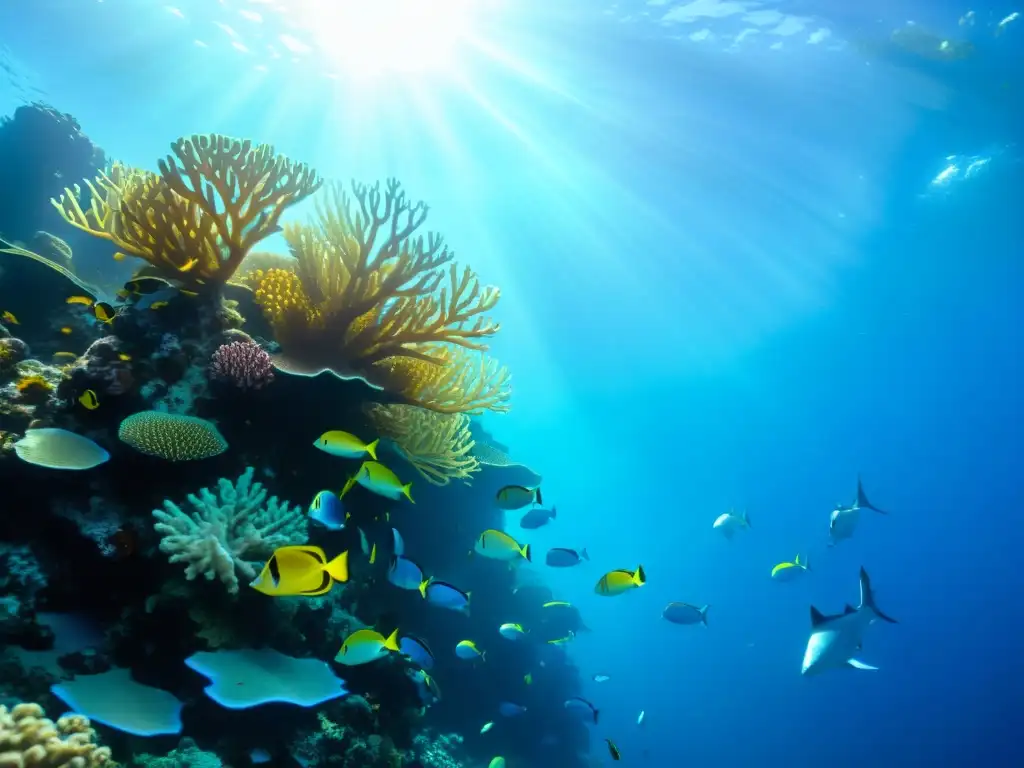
[250, 545, 349, 597]
[93, 302, 116, 323]
[78, 390, 100, 410]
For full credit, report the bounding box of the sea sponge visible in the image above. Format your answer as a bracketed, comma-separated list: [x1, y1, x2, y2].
[0, 700, 113, 767]
[51, 135, 321, 286]
[118, 411, 227, 461]
[152, 467, 307, 593]
[252, 179, 510, 413]
[364, 403, 479, 486]
[14, 374, 52, 404]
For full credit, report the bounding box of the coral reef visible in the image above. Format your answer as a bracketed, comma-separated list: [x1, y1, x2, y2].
[152, 467, 307, 593]
[118, 412, 227, 461]
[252, 179, 511, 413]
[52, 135, 321, 288]
[0, 701, 113, 766]
[208, 340, 274, 391]
[364, 403, 479, 486]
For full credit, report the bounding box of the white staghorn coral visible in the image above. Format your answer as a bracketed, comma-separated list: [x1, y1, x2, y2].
[152, 466, 307, 594]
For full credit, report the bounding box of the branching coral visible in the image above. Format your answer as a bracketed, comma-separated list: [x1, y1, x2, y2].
[51, 135, 321, 287]
[152, 466, 307, 594]
[252, 179, 511, 413]
[0, 701, 113, 767]
[364, 403, 480, 486]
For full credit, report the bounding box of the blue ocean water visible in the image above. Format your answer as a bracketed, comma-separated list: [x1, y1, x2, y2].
[1, 0, 1021, 765]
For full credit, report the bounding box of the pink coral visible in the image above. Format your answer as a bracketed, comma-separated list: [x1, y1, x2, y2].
[208, 340, 274, 390]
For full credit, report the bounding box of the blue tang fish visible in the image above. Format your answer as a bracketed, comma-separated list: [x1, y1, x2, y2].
[400, 635, 435, 669]
[309, 490, 345, 530]
[499, 702, 527, 717]
[520, 506, 557, 529]
[389, 556, 426, 591]
[422, 580, 471, 613]
[545, 547, 589, 567]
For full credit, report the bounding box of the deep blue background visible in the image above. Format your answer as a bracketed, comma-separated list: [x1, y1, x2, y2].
[1, 0, 1021, 765]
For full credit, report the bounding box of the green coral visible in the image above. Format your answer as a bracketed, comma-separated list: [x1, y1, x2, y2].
[152, 466, 307, 594]
[130, 738, 222, 768]
[118, 411, 228, 461]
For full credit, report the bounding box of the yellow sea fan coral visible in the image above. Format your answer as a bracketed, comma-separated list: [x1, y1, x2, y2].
[365, 402, 480, 486]
[0, 701, 114, 767]
[52, 135, 322, 287]
[252, 178, 510, 412]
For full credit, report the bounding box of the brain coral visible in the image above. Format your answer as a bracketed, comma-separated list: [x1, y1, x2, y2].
[118, 411, 228, 461]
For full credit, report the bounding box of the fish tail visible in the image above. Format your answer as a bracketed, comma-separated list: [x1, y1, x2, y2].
[551, 505, 557, 519]
[369, 543, 377, 565]
[594, 708, 600, 724]
[743, 509, 752, 528]
[634, 564, 646, 585]
[403, 482, 414, 503]
[383, 628, 402, 652]
[418, 578, 432, 599]
[535, 486, 543, 505]
[339, 475, 356, 498]
[521, 544, 532, 562]
[700, 605, 710, 626]
[365, 438, 379, 460]
[325, 551, 350, 583]
[580, 548, 590, 561]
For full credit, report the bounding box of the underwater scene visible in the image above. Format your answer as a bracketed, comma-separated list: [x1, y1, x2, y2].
[0, 0, 1021, 766]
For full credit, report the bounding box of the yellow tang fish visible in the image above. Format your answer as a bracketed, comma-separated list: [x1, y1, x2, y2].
[118, 353, 132, 362]
[335, 628, 401, 666]
[78, 390, 100, 410]
[1, 311, 18, 325]
[771, 553, 810, 582]
[249, 545, 349, 597]
[60, 326, 73, 335]
[495, 484, 542, 511]
[313, 430, 379, 460]
[343, 460, 413, 503]
[595, 565, 646, 597]
[149, 301, 169, 310]
[474, 529, 531, 562]
[93, 302, 116, 323]
[66, 296, 94, 307]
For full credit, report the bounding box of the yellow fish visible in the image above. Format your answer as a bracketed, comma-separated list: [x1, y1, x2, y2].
[335, 628, 401, 666]
[313, 430, 379, 460]
[179, 289, 199, 297]
[178, 257, 199, 272]
[1, 311, 18, 325]
[474, 530, 531, 562]
[455, 639, 486, 661]
[496, 484, 542, 511]
[112, 251, 127, 262]
[771, 553, 810, 582]
[93, 302, 116, 323]
[118, 353, 132, 362]
[66, 296, 94, 307]
[149, 301, 169, 310]
[249, 545, 349, 597]
[52, 351, 78, 362]
[547, 632, 576, 645]
[78, 390, 99, 410]
[60, 326, 73, 335]
[595, 565, 646, 597]
[344, 461, 413, 503]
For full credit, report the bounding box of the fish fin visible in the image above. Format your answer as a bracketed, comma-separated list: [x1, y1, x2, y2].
[810, 606, 830, 627]
[365, 438, 379, 460]
[743, 509, 752, 528]
[339, 475, 356, 498]
[804, 553, 811, 571]
[844, 604, 857, 615]
[403, 482, 415, 504]
[325, 551, 349, 583]
[581, 547, 590, 561]
[700, 605, 709, 626]
[859, 566, 898, 623]
[535, 486, 543, 505]
[847, 658, 878, 671]
[857, 475, 888, 514]
[370, 543, 377, 565]
[634, 564, 646, 585]
[383, 628, 402, 652]
[522, 544, 532, 562]
[794, 554, 800, 566]
[551, 505, 556, 519]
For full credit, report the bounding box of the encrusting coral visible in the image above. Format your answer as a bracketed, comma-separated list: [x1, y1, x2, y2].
[364, 403, 479, 486]
[51, 134, 322, 288]
[251, 179, 511, 413]
[152, 466, 307, 594]
[0, 701, 113, 767]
